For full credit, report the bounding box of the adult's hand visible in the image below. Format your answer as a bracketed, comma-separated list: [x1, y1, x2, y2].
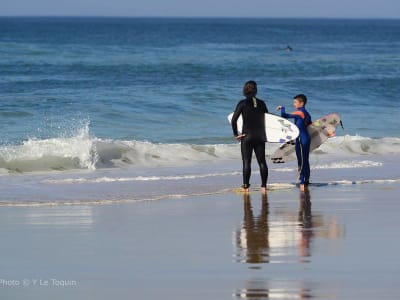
[235, 134, 246, 141]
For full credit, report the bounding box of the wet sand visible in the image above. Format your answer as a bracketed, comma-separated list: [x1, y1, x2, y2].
[1, 182, 400, 299]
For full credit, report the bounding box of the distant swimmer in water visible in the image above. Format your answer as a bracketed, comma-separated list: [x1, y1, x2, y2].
[284, 45, 293, 52]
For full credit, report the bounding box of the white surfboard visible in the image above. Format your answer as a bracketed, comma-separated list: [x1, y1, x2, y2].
[228, 112, 299, 143]
[270, 113, 341, 164]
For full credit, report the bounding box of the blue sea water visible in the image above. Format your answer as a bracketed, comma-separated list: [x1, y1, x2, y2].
[1, 18, 399, 143]
[0, 18, 399, 202]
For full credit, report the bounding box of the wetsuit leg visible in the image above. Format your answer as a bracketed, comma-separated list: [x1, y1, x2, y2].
[303, 142, 311, 184]
[241, 137, 253, 187]
[297, 141, 311, 185]
[253, 141, 268, 187]
[295, 140, 302, 174]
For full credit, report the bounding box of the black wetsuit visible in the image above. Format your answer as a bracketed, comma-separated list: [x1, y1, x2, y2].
[231, 97, 269, 188]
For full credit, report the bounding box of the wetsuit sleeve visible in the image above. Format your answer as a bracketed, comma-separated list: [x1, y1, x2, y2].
[231, 102, 243, 136]
[280, 107, 304, 120]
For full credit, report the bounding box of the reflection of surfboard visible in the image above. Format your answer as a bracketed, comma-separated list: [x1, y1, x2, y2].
[270, 113, 341, 164]
[227, 113, 299, 143]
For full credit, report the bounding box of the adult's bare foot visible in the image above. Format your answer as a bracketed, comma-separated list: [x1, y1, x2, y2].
[241, 184, 250, 193]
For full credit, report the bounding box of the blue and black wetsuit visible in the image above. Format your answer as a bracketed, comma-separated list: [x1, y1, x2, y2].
[232, 97, 269, 188]
[281, 106, 312, 185]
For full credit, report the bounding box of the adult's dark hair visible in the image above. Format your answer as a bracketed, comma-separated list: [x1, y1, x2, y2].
[294, 94, 307, 105]
[243, 80, 257, 98]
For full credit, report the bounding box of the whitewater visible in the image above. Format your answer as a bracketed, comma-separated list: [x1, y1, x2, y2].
[1, 122, 399, 174]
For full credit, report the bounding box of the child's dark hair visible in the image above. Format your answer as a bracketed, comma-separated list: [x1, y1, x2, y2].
[243, 80, 257, 98]
[294, 94, 307, 105]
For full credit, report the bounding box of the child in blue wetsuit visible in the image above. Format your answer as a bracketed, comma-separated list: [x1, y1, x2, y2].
[277, 94, 312, 191]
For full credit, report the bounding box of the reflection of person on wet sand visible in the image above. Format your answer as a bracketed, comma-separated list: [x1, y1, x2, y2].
[235, 193, 269, 264]
[297, 189, 344, 260]
[235, 279, 312, 299]
[298, 188, 313, 259]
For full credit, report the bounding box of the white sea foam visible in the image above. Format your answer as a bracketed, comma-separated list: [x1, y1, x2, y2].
[274, 160, 384, 172]
[0, 124, 97, 172]
[43, 172, 241, 184]
[0, 188, 233, 207]
[316, 135, 400, 155]
[94, 139, 239, 168]
[44, 159, 385, 185]
[0, 129, 399, 174]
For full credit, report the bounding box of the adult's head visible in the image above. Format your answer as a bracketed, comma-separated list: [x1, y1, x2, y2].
[243, 81, 257, 98]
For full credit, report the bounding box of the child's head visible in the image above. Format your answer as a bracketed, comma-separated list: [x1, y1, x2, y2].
[293, 94, 307, 109]
[243, 80, 257, 98]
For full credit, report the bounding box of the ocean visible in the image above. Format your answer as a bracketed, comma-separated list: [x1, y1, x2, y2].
[0, 17, 399, 204]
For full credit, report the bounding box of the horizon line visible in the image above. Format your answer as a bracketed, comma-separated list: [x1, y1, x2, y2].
[0, 15, 399, 20]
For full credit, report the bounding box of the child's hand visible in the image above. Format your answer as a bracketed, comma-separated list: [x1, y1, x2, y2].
[276, 106, 283, 111]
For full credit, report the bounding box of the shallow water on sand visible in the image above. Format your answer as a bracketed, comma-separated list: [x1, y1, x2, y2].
[1, 183, 399, 299]
[232, 185, 400, 299]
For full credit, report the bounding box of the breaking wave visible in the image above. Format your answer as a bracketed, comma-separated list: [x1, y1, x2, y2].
[0, 126, 399, 174]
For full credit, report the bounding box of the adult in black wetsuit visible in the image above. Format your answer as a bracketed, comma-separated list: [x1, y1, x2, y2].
[231, 81, 269, 194]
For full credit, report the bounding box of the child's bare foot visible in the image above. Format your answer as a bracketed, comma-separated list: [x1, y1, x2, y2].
[299, 184, 305, 192]
[261, 187, 267, 195]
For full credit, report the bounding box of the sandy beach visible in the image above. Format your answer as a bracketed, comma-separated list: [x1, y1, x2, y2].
[1, 179, 400, 299]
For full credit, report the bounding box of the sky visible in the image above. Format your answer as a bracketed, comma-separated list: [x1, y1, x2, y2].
[0, 0, 399, 18]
